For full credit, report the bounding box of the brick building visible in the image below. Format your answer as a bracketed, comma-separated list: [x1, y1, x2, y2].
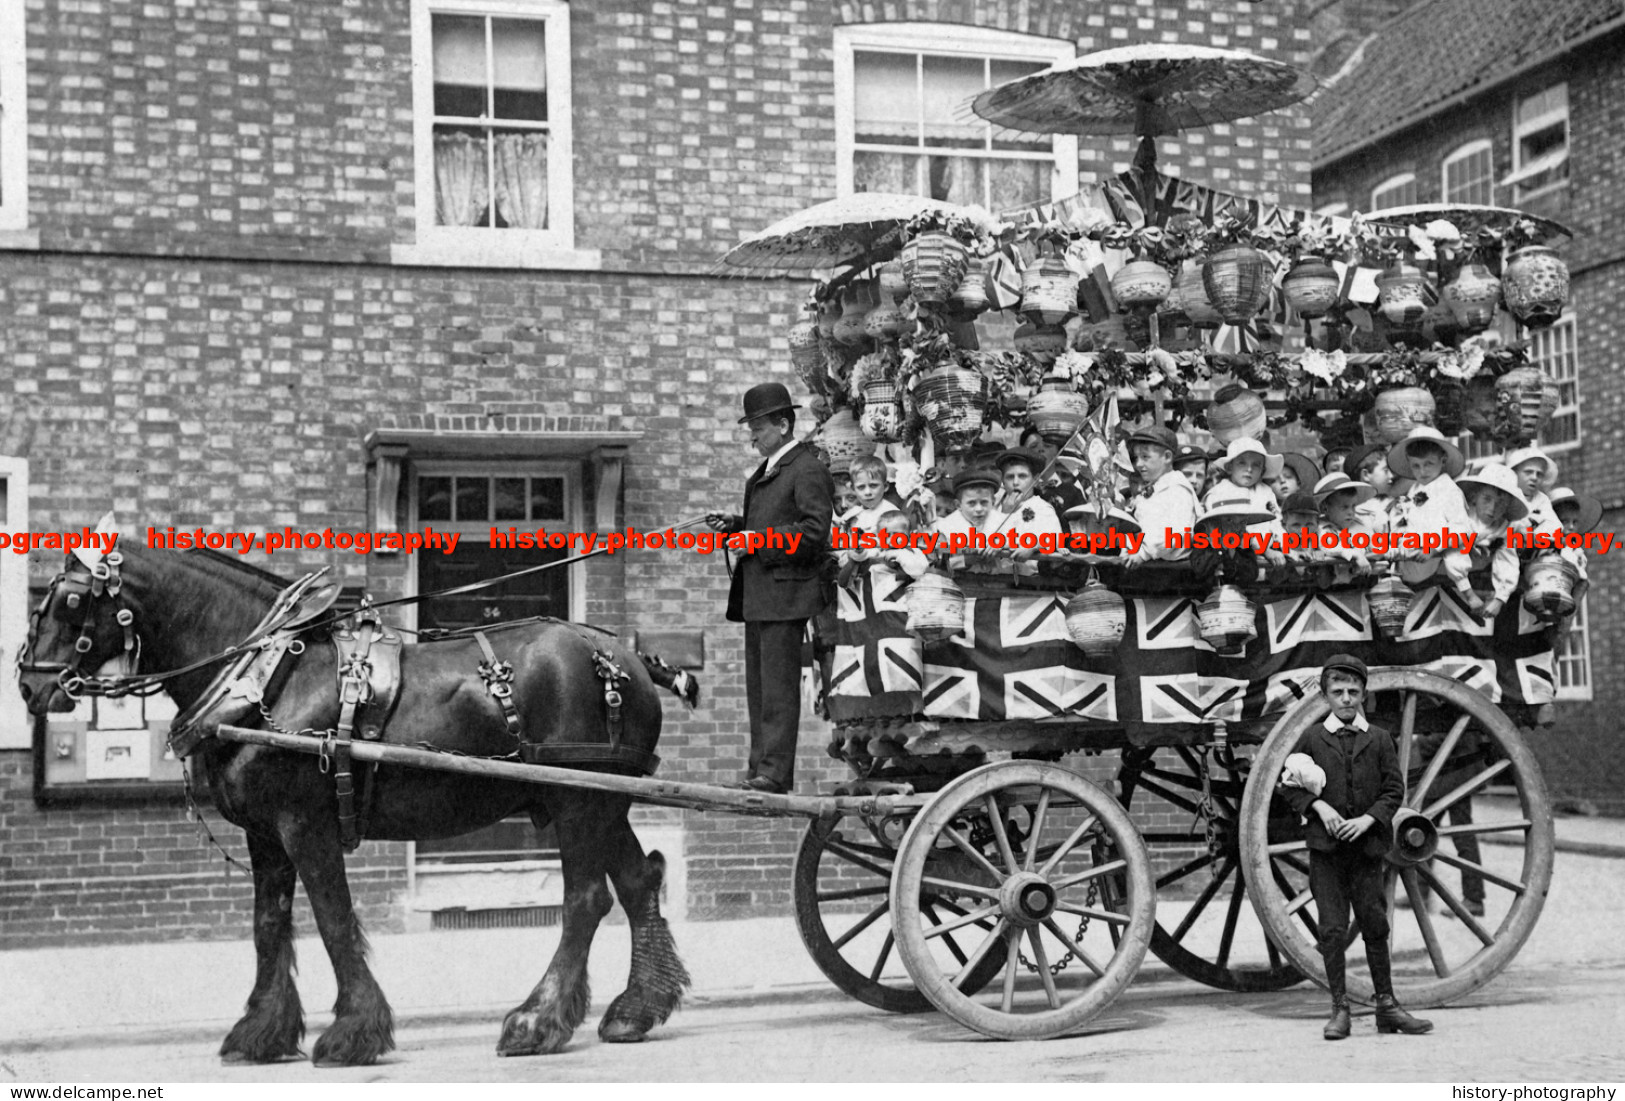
[0, 0, 1312, 947]
[1309, 0, 1625, 813]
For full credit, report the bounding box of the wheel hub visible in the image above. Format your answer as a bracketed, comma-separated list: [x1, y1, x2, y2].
[1000, 872, 1058, 927]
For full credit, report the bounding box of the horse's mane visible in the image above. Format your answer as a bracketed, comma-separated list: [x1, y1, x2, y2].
[180, 547, 293, 597]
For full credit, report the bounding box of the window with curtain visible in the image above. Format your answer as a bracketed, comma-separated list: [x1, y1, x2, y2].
[1369, 172, 1417, 212]
[432, 13, 550, 230]
[836, 26, 1077, 214]
[403, 0, 585, 266]
[1442, 140, 1494, 205]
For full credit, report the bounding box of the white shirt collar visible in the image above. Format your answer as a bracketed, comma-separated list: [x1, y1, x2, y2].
[1323, 711, 1370, 734]
[764, 437, 798, 474]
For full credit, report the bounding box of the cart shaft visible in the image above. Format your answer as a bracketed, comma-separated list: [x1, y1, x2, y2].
[216, 723, 914, 820]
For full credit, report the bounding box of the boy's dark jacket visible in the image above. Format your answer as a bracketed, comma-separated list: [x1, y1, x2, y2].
[1281, 720, 1405, 857]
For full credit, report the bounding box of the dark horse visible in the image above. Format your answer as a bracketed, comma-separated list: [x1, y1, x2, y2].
[17, 542, 691, 1065]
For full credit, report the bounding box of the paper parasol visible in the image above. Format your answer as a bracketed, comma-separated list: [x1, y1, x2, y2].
[966, 44, 1317, 139]
[716, 192, 997, 273]
[1363, 203, 1573, 246]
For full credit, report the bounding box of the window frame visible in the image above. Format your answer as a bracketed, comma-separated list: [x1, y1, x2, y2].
[832, 23, 1079, 210]
[407, 458, 586, 625]
[1368, 171, 1417, 212]
[395, 0, 600, 270]
[0, 457, 30, 749]
[1530, 314, 1580, 452]
[1441, 138, 1495, 206]
[0, 0, 32, 239]
[1553, 596, 1592, 702]
[1507, 83, 1569, 201]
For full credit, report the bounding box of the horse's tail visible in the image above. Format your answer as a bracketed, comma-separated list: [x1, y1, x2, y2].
[637, 651, 699, 710]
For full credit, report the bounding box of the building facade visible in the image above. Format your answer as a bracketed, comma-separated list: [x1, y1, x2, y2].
[0, 0, 1316, 947]
[1311, 0, 1625, 812]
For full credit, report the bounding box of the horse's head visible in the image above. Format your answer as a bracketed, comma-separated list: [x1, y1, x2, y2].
[17, 547, 144, 715]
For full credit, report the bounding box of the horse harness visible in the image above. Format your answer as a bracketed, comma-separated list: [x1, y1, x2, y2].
[30, 560, 660, 853]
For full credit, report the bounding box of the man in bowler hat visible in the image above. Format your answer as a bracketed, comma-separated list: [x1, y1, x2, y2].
[1280, 654, 1433, 1040]
[705, 383, 834, 794]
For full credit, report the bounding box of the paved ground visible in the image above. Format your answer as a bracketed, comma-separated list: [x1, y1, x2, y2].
[3, 800, 1623, 1082]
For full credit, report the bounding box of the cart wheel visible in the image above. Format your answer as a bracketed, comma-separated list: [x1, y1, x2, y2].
[889, 760, 1155, 1039]
[1118, 745, 1306, 992]
[792, 815, 1007, 1013]
[1239, 669, 1554, 1008]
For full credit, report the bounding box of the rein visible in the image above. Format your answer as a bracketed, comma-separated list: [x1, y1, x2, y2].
[20, 516, 711, 700]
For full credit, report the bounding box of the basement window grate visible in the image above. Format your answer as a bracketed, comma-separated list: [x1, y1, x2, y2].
[430, 905, 563, 931]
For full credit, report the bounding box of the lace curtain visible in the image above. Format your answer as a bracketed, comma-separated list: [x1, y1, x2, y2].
[435, 132, 488, 227]
[435, 130, 549, 229]
[493, 132, 548, 229]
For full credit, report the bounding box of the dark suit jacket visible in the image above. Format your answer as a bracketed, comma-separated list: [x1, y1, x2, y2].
[725, 441, 835, 623]
[1281, 719, 1404, 857]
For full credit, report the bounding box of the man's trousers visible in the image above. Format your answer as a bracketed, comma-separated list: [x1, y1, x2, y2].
[743, 618, 806, 788]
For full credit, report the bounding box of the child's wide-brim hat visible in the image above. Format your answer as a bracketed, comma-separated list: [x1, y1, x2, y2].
[1063, 503, 1142, 534]
[1503, 445, 1560, 491]
[1311, 472, 1377, 508]
[1197, 501, 1276, 532]
[1549, 486, 1603, 533]
[1277, 451, 1322, 489]
[1387, 426, 1465, 479]
[1210, 437, 1284, 480]
[1456, 463, 1530, 522]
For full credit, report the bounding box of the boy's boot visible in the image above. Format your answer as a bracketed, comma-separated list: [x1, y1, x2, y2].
[1374, 994, 1433, 1034]
[1323, 997, 1351, 1041]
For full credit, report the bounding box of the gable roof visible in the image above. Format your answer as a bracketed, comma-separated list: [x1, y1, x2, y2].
[1312, 0, 1625, 168]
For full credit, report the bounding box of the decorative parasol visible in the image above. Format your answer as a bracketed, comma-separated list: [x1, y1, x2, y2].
[966, 44, 1316, 223]
[967, 44, 1317, 150]
[1362, 203, 1573, 246]
[716, 193, 996, 273]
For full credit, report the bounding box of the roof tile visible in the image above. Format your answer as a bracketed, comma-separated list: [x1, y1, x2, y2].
[1313, 0, 1625, 165]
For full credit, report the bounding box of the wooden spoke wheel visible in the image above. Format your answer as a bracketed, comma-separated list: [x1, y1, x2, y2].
[889, 760, 1155, 1039]
[792, 815, 1007, 1013]
[1118, 745, 1308, 992]
[1240, 669, 1554, 1008]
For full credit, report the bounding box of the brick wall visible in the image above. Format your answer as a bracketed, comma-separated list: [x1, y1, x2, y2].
[2, 0, 1314, 945]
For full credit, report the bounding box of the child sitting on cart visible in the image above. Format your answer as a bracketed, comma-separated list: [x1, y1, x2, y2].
[1387, 428, 1478, 607]
[1204, 438, 1287, 566]
[1279, 654, 1433, 1041]
[1457, 463, 1529, 622]
[1313, 473, 1377, 573]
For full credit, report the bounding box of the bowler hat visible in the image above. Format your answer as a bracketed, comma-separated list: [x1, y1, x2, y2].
[1322, 652, 1369, 685]
[737, 382, 801, 424]
[1125, 425, 1178, 453]
[953, 468, 1002, 495]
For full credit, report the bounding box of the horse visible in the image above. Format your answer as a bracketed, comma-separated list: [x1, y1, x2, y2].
[17, 541, 693, 1066]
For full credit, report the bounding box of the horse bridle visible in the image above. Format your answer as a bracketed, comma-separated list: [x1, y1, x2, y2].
[17, 553, 147, 700]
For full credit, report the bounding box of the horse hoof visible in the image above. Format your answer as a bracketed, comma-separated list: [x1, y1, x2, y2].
[598, 1018, 649, 1044]
[311, 1014, 394, 1067]
[498, 1009, 572, 1057]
